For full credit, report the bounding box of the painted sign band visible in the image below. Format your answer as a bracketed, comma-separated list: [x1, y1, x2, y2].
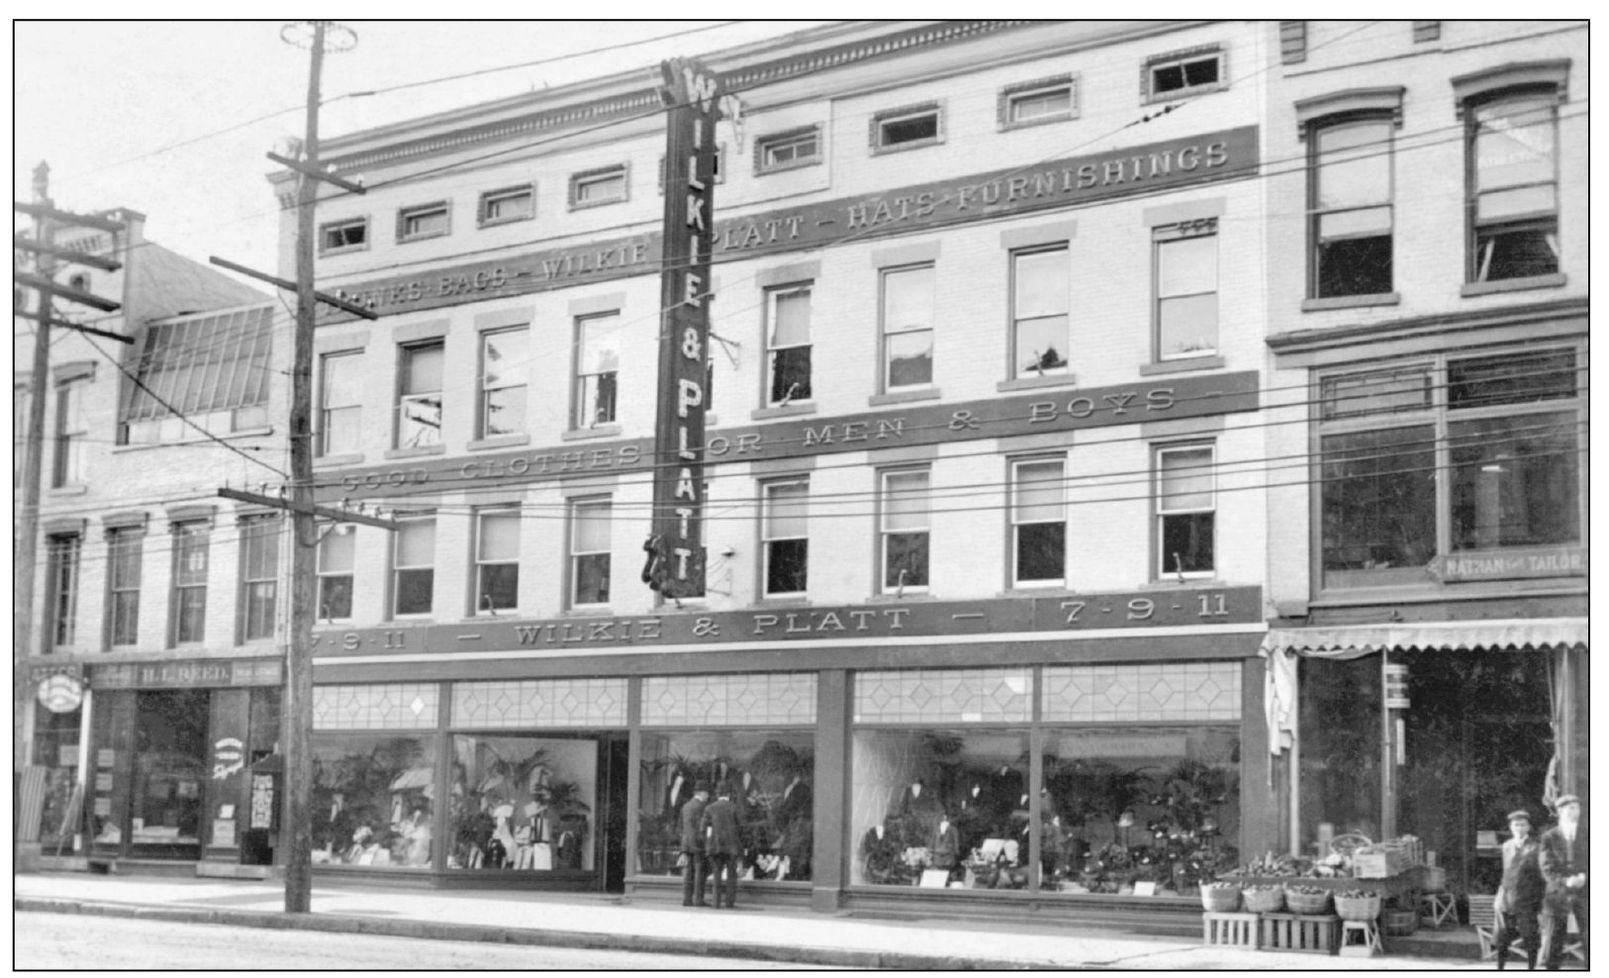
[92, 658, 284, 690]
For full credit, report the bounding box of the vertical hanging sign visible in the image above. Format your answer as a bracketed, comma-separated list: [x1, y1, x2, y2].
[646, 58, 721, 598]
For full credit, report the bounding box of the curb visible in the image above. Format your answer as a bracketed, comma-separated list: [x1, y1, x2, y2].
[16, 898, 1049, 970]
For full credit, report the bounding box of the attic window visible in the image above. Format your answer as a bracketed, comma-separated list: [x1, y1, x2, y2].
[1145, 46, 1226, 102]
[871, 103, 943, 154]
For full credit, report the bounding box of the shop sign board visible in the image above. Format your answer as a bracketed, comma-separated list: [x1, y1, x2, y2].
[314, 585, 1261, 657]
[322, 127, 1258, 321]
[320, 371, 1259, 504]
[1427, 545, 1587, 583]
[92, 657, 283, 690]
[1384, 663, 1410, 709]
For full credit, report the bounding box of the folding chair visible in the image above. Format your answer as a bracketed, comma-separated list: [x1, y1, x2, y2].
[1469, 893, 1529, 964]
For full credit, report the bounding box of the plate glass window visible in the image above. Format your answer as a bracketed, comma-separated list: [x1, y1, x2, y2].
[318, 351, 362, 456]
[480, 328, 528, 437]
[574, 314, 620, 428]
[317, 526, 354, 621]
[1011, 460, 1064, 586]
[766, 284, 812, 405]
[1310, 119, 1394, 297]
[881, 470, 929, 593]
[52, 378, 87, 487]
[570, 499, 612, 607]
[1155, 221, 1219, 360]
[172, 522, 209, 644]
[1012, 248, 1069, 378]
[46, 533, 81, 647]
[397, 341, 444, 448]
[1469, 93, 1559, 281]
[392, 515, 436, 617]
[881, 265, 934, 390]
[1156, 446, 1215, 577]
[475, 508, 520, 614]
[107, 527, 142, 647]
[398, 202, 449, 242]
[763, 479, 809, 596]
[240, 515, 281, 641]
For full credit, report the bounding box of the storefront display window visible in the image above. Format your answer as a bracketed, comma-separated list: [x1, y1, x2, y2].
[33, 705, 82, 853]
[448, 735, 598, 872]
[130, 689, 208, 852]
[636, 730, 815, 882]
[310, 733, 438, 868]
[1298, 656, 1382, 853]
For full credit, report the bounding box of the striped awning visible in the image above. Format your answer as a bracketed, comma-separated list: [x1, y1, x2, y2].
[1260, 618, 1588, 659]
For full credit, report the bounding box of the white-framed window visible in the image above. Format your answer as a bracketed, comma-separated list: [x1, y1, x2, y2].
[474, 507, 520, 615]
[392, 514, 436, 618]
[46, 533, 81, 647]
[239, 514, 281, 642]
[1154, 219, 1219, 361]
[397, 201, 450, 243]
[1144, 46, 1226, 102]
[573, 313, 620, 429]
[570, 498, 612, 607]
[318, 351, 363, 456]
[319, 217, 368, 255]
[1467, 92, 1560, 283]
[755, 126, 821, 174]
[479, 327, 528, 438]
[999, 75, 1076, 129]
[880, 469, 929, 594]
[1156, 445, 1216, 578]
[762, 478, 809, 597]
[396, 340, 444, 448]
[871, 102, 942, 154]
[881, 264, 935, 391]
[570, 165, 628, 209]
[106, 526, 142, 647]
[765, 284, 812, 405]
[51, 377, 87, 487]
[317, 525, 355, 621]
[1310, 117, 1395, 298]
[171, 521, 209, 645]
[1010, 458, 1064, 587]
[1011, 247, 1069, 378]
[478, 184, 534, 226]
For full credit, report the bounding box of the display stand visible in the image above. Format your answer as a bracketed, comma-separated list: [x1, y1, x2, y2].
[1339, 919, 1383, 957]
[1202, 912, 1259, 947]
[1260, 912, 1339, 954]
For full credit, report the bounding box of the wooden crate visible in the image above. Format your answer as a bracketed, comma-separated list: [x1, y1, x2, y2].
[1203, 912, 1260, 948]
[1260, 912, 1339, 954]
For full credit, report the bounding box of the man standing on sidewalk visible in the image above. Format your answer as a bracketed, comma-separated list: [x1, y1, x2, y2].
[1493, 809, 1544, 970]
[680, 783, 711, 907]
[1538, 794, 1588, 970]
[703, 783, 741, 909]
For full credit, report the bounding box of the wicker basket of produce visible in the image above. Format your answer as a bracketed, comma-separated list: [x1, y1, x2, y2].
[1334, 889, 1382, 921]
[1285, 885, 1333, 916]
[1243, 883, 1285, 914]
[1201, 881, 1241, 912]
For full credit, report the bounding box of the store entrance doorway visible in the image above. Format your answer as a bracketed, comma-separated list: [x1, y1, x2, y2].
[130, 689, 209, 859]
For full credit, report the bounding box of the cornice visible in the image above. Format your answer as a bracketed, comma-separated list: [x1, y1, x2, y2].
[1266, 296, 1588, 356]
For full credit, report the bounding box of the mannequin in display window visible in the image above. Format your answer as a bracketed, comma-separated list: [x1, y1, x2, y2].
[899, 778, 944, 840]
[930, 812, 961, 871]
[989, 765, 1026, 818]
[863, 817, 905, 883]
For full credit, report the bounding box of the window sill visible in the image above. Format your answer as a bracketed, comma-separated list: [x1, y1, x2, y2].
[752, 402, 816, 420]
[568, 197, 626, 212]
[1148, 575, 1221, 587]
[999, 112, 1077, 132]
[998, 374, 1077, 393]
[314, 453, 366, 468]
[477, 214, 534, 230]
[1139, 356, 1226, 377]
[755, 157, 823, 177]
[562, 425, 622, 442]
[396, 229, 451, 245]
[468, 434, 531, 451]
[1142, 82, 1227, 105]
[46, 484, 88, 497]
[871, 138, 944, 157]
[318, 245, 369, 259]
[869, 387, 942, 407]
[756, 595, 811, 607]
[1461, 273, 1566, 298]
[385, 445, 446, 460]
[870, 591, 933, 602]
[1302, 293, 1400, 312]
[111, 426, 275, 453]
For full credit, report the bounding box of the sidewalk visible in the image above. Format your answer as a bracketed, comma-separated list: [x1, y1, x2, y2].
[14, 871, 1488, 970]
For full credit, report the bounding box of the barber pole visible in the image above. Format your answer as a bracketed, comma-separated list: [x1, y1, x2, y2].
[646, 58, 721, 598]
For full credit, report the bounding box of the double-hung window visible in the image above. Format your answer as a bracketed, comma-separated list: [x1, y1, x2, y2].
[107, 526, 142, 647]
[881, 469, 929, 594]
[397, 341, 444, 448]
[766, 284, 812, 405]
[1156, 445, 1215, 578]
[479, 328, 528, 438]
[171, 521, 209, 644]
[1310, 118, 1395, 298]
[573, 313, 620, 428]
[46, 533, 81, 647]
[999, 76, 1076, 129]
[52, 378, 87, 487]
[318, 351, 362, 456]
[317, 526, 354, 621]
[1010, 459, 1064, 587]
[881, 265, 934, 391]
[1154, 220, 1219, 361]
[392, 514, 436, 617]
[570, 499, 612, 607]
[239, 514, 281, 642]
[475, 507, 520, 614]
[762, 479, 808, 597]
[1011, 248, 1069, 378]
[1467, 93, 1559, 283]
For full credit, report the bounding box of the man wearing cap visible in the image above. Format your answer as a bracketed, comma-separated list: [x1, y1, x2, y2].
[1538, 794, 1588, 970]
[1494, 809, 1545, 969]
[679, 782, 711, 907]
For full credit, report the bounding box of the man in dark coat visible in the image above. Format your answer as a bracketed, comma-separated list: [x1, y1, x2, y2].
[1538, 794, 1588, 970]
[678, 783, 710, 907]
[1494, 809, 1545, 969]
[702, 783, 743, 908]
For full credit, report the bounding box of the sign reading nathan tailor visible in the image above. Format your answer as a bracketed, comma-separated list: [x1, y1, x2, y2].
[325, 126, 1258, 320]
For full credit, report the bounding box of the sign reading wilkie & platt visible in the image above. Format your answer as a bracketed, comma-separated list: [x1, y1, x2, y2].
[324, 126, 1258, 320]
[313, 586, 1262, 657]
[319, 370, 1259, 501]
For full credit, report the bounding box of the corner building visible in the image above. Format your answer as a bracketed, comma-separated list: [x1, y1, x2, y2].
[281, 21, 1279, 920]
[1259, 20, 1587, 897]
